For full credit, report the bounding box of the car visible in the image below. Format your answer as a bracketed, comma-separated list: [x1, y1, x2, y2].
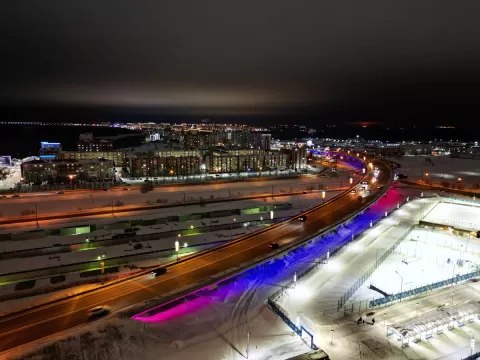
[88, 305, 111, 318]
[350, 189, 356, 194]
[302, 191, 308, 194]
[268, 242, 279, 249]
[103, 189, 109, 191]
[151, 267, 167, 277]
[361, 181, 368, 185]
[376, 185, 383, 189]
[56, 191, 64, 195]
[357, 196, 363, 201]
[298, 215, 307, 221]
[11, 194, 20, 198]
[122, 188, 130, 191]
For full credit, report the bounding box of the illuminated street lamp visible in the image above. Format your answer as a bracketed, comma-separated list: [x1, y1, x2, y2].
[363, 156, 366, 161]
[175, 239, 180, 261]
[349, 177, 353, 184]
[362, 168, 365, 174]
[469, 331, 475, 356]
[458, 177, 462, 182]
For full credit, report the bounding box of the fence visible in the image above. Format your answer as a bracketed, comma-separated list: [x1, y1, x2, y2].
[339, 196, 440, 313]
[369, 268, 480, 308]
[462, 351, 480, 360]
[267, 161, 396, 308]
[339, 224, 414, 312]
[266, 298, 319, 350]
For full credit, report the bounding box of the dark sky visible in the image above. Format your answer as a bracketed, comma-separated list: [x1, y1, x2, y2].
[1, 1, 480, 121]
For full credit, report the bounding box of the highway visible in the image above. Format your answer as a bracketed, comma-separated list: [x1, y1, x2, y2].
[0, 159, 391, 354]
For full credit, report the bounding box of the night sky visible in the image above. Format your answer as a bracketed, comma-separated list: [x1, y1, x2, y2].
[1, 1, 480, 124]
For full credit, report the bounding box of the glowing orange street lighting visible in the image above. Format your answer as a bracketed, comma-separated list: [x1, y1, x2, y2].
[349, 177, 353, 184]
[458, 177, 462, 182]
[322, 191, 325, 199]
[169, 170, 174, 175]
[425, 173, 429, 176]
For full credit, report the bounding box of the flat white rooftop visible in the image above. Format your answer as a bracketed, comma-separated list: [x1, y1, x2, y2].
[423, 202, 480, 230]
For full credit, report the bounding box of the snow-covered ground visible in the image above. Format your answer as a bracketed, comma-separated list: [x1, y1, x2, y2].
[0, 188, 343, 234]
[387, 155, 480, 189]
[354, 227, 480, 301]
[423, 201, 480, 230]
[274, 197, 480, 359]
[5, 185, 417, 360]
[0, 168, 356, 218]
[277, 197, 439, 318]
[0, 191, 344, 277]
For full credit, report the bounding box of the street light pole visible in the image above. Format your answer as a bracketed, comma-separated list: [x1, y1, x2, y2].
[395, 271, 403, 300]
[469, 331, 475, 356]
[330, 329, 334, 345]
[175, 235, 180, 261]
[246, 332, 250, 359]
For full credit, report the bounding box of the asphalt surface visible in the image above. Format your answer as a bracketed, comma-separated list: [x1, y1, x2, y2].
[0, 159, 391, 354]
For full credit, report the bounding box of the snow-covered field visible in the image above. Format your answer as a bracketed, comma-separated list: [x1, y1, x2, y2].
[5, 185, 419, 360]
[423, 201, 480, 230]
[0, 191, 343, 277]
[275, 197, 480, 359]
[388, 155, 480, 188]
[0, 168, 356, 218]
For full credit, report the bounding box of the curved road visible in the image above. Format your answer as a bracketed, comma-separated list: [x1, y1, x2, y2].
[0, 159, 391, 354]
